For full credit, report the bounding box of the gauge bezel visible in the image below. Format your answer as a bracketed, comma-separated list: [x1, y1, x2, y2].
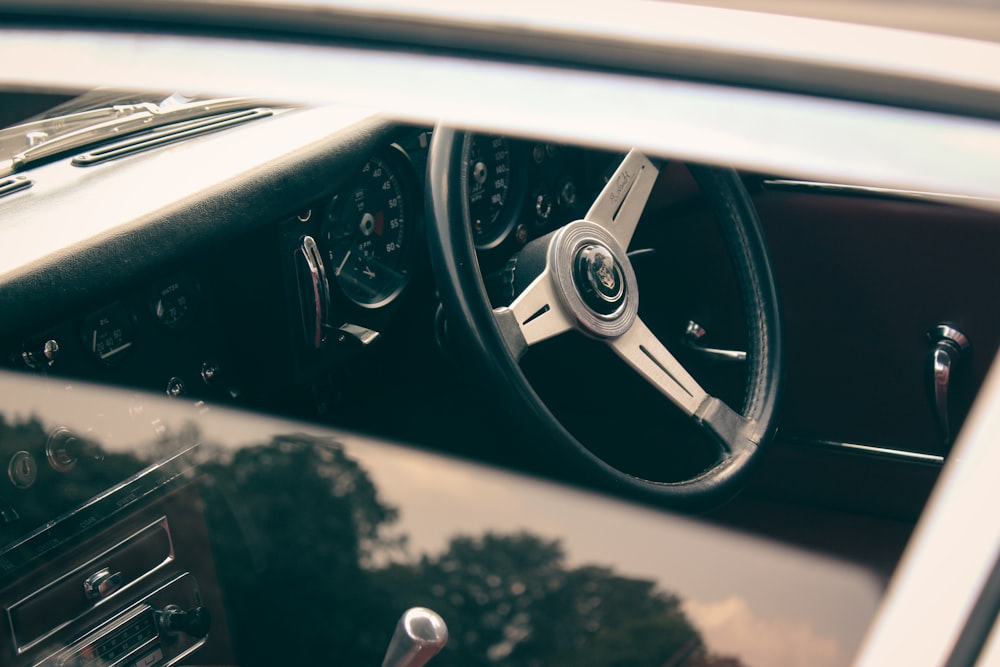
[147, 275, 201, 332]
[79, 302, 137, 367]
[466, 134, 526, 251]
[321, 143, 420, 310]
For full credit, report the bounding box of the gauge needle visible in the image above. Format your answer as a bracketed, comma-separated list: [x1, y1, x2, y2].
[363, 266, 376, 279]
[335, 249, 351, 276]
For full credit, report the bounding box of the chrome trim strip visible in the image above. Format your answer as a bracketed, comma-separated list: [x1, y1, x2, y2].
[762, 179, 1000, 206]
[8, 516, 175, 654]
[785, 437, 945, 465]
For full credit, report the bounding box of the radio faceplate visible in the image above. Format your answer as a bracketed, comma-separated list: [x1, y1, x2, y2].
[44, 572, 204, 667]
[9, 517, 174, 654]
[0, 476, 232, 667]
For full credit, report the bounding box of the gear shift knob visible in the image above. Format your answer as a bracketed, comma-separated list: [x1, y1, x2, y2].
[381, 607, 448, 667]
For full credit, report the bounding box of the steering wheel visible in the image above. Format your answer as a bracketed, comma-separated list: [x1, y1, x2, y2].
[426, 128, 782, 509]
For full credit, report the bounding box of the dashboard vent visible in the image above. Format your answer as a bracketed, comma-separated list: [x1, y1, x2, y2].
[0, 175, 31, 199]
[72, 108, 273, 167]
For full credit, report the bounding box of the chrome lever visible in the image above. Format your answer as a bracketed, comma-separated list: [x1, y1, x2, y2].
[928, 324, 970, 447]
[682, 320, 746, 362]
[296, 235, 330, 349]
[381, 607, 448, 667]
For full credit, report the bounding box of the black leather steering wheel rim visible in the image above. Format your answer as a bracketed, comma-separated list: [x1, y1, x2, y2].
[426, 127, 783, 509]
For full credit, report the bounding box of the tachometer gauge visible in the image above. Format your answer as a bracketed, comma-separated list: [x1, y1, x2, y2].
[322, 148, 414, 308]
[467, 135, 518, 249]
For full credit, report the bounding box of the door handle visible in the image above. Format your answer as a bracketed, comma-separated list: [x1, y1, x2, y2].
[928, 324, 970, 447]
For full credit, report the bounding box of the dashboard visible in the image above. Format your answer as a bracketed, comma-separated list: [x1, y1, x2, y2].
[2, 111, 993, 516]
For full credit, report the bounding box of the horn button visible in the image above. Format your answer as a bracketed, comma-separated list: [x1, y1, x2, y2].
[547, 222, 639, 338]
[573, 244, 626, 315]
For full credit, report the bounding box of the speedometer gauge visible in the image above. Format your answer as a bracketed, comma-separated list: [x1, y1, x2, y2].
[467, 135, 518, 249]
[322, 148, 414, 308]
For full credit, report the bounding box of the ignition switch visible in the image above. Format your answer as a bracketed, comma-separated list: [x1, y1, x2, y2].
[46, 427, 103, 472]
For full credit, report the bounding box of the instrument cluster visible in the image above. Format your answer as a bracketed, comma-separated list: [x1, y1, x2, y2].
[280, 131, 623, 385]
[467, 135, 619, 261]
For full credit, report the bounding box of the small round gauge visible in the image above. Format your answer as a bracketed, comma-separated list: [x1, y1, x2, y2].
[148, 276, 199, 330]
[467, 135, 518, 249]
[80, 302, 135, 365]
[322, 149, 414, 308]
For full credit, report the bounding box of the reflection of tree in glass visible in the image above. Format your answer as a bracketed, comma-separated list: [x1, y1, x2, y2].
[199, 435, 405, 667]
[0, 418, 745, 667]
[197, 436, 745, 667]
[376, 532, 746, 667]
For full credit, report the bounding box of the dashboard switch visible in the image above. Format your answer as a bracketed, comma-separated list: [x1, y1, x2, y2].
[337, 323, 381, 348]
[200, 360, 222, 386]
[84, 567, 124, 600]
[155, 605, 211, 639]
[21, 338, 60, 369]
[166, 377, 186, 398]
[46, 427, 100, 472]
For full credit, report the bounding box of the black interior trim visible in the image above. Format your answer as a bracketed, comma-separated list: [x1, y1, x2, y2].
[0, 112, 392, 337]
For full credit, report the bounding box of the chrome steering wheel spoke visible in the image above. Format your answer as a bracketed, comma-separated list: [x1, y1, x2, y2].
[493, 266, 575, 360]
[585, 149, 659, 250]
[607, 318, 756, 454]
[608, 317, 709, 416]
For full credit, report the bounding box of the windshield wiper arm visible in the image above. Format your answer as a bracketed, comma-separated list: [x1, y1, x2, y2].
[1, 97, 265, 177]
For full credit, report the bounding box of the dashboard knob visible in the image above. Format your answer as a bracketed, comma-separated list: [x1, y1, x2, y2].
[83, 567, 124, 600]
[558, 179, 577, 208]
[156, 605, 211, 639]
[21, 338, 59, 369]
[534, 192, 553, 223]
[165, 377, 186, 397]
[46, 427, 102, 472]
[200, 360, 222, 386]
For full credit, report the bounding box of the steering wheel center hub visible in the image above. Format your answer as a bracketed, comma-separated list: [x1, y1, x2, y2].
[573, 243, 626, 314]
[549, 221, 638, 338]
